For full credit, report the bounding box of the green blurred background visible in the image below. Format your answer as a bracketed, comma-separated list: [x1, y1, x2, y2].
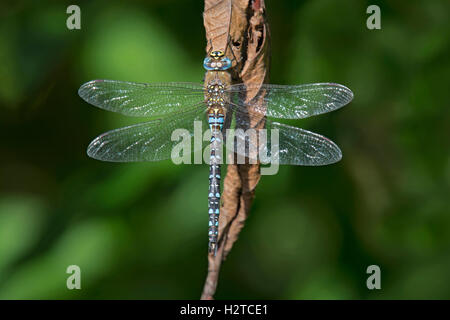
[0, 0, 449, 299]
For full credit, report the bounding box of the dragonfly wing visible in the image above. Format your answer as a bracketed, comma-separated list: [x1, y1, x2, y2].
[87, 105, 209, 162]
[266, 121, 342, 165]
[227, 83, 353, 119]
[79, 80, 204, 117]
[229, 110, 342, 166]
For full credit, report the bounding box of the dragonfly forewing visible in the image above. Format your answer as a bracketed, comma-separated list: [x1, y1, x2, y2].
[79, 80, 204, 118]
[227, 83, 353, 120]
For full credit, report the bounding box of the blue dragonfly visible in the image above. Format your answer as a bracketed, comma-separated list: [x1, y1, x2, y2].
[78, 49, 353, 255]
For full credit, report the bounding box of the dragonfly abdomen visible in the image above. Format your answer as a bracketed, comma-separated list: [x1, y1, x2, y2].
[207, 117, 223, 255]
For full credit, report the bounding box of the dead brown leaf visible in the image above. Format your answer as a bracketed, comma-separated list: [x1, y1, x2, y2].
[201, 0, 270, 300]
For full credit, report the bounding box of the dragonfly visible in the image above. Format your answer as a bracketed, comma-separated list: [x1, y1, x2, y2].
[78, 49, 353, 255]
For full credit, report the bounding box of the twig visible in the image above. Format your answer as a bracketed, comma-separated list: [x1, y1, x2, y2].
[201, 0, 270, 300]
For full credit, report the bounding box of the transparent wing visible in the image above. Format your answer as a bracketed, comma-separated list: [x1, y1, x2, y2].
[228, 108, 342, 165]
[227, 83, 353, 119]
[79, 80, 204, 117]
[87, 105, 209, 162]
[265, 121, 342, 165]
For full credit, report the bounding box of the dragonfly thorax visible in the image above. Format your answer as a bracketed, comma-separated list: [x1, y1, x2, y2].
[205, 79, 226, 131]
[205, 80, 226, 107]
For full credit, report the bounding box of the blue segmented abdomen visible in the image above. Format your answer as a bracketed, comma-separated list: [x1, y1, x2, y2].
[207, 121, 223, 255]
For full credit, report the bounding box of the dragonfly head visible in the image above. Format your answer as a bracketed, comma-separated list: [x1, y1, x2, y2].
[211, 50, 224, 59]
[204, 50, 232, 71]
